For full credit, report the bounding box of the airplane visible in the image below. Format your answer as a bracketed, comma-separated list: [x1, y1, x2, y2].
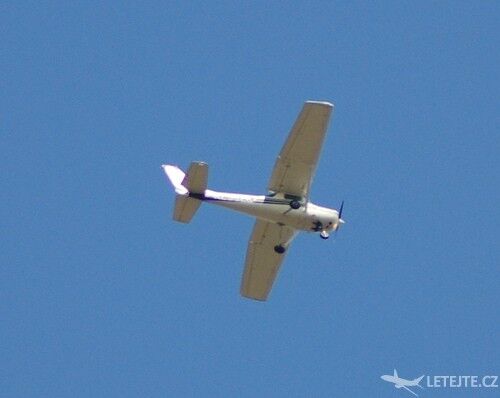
[381, 369, 425, 397]
[162, 100, 344, 301]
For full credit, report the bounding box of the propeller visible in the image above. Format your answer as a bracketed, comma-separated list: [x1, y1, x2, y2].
[319, 201, 345, 240]
[334, 200, 345, 232]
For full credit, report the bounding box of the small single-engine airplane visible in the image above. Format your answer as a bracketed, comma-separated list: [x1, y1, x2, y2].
[381, 370, 425, 397]
[162, 100, 344, 301]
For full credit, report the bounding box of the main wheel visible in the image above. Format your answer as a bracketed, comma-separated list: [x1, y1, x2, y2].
[274, 245, 286, 254]
[320, 231, 330, 240]
[290, 200, 301, 210]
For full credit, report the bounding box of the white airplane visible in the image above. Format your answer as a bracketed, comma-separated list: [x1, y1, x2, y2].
[381, 370, 425, 397]
[162, 100, 344, 301]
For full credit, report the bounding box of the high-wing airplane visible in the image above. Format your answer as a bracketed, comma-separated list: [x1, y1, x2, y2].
[381, 370, 425, 397]
[162, 100, 344, 301]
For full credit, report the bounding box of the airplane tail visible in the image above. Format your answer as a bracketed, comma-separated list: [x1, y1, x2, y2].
[162, 162, 208, 223]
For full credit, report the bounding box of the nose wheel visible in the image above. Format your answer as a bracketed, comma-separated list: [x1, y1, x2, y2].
[320, 231, 329, 240]
[289, 200, 301, 210]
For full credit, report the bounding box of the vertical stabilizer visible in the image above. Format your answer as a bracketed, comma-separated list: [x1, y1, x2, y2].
[162, 165, 188, 195]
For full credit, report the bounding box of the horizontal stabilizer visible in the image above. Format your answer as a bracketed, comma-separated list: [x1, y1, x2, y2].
[173, 195, 201, 223]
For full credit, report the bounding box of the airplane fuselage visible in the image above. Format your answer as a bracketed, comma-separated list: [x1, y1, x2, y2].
[190, 189, 341, 234]
[381, 375, 417, 387]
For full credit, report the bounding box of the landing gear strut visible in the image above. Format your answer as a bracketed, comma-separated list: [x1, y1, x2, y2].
[274, 245, 286, 254]
[289, 200, 301, 210]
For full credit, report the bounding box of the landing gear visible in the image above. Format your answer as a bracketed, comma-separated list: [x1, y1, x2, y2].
[274, 245, 286, 254]
[320, 231, 330, 240]
[289, 200, 301, 210]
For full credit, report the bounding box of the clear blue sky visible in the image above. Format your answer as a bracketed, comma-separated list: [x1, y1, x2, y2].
[1, 2, 498, 397]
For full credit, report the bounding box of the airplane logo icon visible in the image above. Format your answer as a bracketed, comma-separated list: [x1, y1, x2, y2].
[381, 369, 425, 396]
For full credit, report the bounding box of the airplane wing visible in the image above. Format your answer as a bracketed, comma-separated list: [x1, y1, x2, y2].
[240, 220, 297, 301]
[268, 101, 334, 200]
[400, 386, 418, 397]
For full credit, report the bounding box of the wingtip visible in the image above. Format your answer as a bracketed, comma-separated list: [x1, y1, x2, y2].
[306, 100, 334, 108]
[240, 288, 268, 302]
[241, 294, 268, 302]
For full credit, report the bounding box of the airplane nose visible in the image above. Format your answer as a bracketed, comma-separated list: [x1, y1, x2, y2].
[332, 217, 345, 231]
